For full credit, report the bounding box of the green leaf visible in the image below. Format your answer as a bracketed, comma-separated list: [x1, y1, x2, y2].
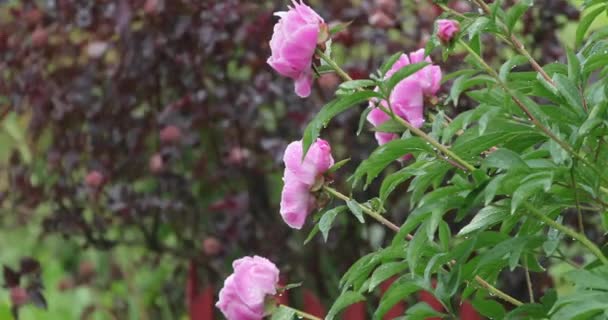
[302, 90, 381, 156]
[380, 52, 405, 76]
[578, 102, 607, 137]
[326, 291, 366, 320]
[473, 296, 506, 319]
[553, 73, 584, 112]
[566, 48, 582, 84]
[371, 118, 406, 133]
[379, 163, 428, 202]
[505, 0, 533, 32]
[329, 21, 353, 35]
[467, 17, 491, 40]
[374, 276, 424, 320]
[368, 261, 408, 292]
[357, 107, 374, 136]
[511, 171, 554, 213]
[352, 137, 432, 188]
[458, 205, 510, 235]
[271, 305, 296, 320]
[319, 206, 347, 242]
[576, 6, 607, 48]
[404, 302, 447, 319]
[347, 200, 365, 223]
[303, 224, 320, 245]
[328, 158, 351, 174]
[339, 79, 376, 91]
[482, 148, 529, 170]
[564, 267, 608, 291]
[499, 55, 528, 83]
[385, 62, 429, 93]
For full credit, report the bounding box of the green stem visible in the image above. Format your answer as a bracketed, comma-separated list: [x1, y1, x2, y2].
[323, 185, 401, 233]
[523, 202, 608, 266]
[473, 275, 523, 307]
[278, 305, 323, 320]
[316, 48, 353, 81]
[323, 185, 524, 306]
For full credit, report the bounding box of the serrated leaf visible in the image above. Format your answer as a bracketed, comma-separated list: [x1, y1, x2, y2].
[302, 90, 381, 156]
[326, 291, 366, 320]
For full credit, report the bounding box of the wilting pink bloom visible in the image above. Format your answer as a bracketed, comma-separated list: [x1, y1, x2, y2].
[280, 139, 334, 229]
[367, 50, 442, 148]
[216, 256, 280, 320]
[267, 1, 325, 98]
[436, 19, 460, 43]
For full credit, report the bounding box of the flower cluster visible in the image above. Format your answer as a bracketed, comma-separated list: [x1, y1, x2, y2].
[219, 3, 463, 320]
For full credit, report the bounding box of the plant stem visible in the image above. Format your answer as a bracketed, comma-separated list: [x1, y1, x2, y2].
[316, 48, 353, 82]
[473, 275, 524, 306]
[323, 185, 401, 233]
[523, 202, 608, 266]
[278, 305, 323, 320]
[523, 255, 535, 303]
[322, 185, 524, 306]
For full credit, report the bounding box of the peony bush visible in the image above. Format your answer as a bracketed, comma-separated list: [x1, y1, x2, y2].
[219, 0, 608, 319]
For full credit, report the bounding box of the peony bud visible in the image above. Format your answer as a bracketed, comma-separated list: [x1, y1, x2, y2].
[436, 19, 460, 43]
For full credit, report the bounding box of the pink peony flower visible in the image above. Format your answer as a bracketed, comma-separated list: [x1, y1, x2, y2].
[216, 256, 280, 320]
[280, 139, 334, 229]
[436, 19, 460, 43]
[267, 1, 325, 98]
[367, 50, 442, 148]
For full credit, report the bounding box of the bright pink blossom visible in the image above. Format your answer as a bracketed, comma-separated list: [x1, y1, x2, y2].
[280, 139, 334, 229]
[367, 50, 442, 148]
[216, 256, 280, 320]
[436, 19, 460, 43]
[267, 1, 325, 98]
